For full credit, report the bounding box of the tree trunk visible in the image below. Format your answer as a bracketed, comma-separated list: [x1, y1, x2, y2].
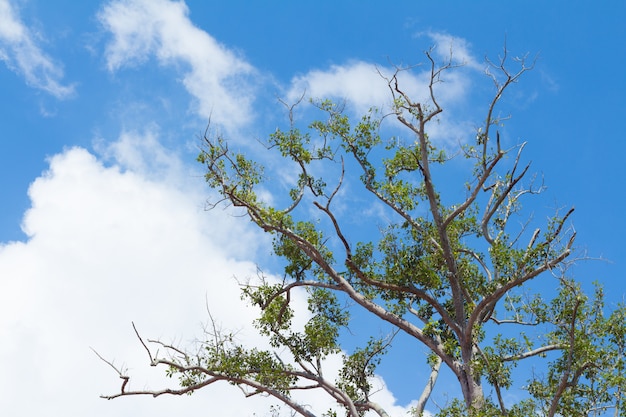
[458, 370, 484, 410]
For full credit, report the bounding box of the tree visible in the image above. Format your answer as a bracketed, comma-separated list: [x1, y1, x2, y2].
[98, 47, 626, 416]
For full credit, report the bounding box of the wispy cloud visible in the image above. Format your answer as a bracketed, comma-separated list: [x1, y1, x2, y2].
[98, 0, 258, 132]
[423, 31, 482, 70]
[288, 61, 393, 114]
[0, 0, 74, 98]
[286, 33, 482, 146]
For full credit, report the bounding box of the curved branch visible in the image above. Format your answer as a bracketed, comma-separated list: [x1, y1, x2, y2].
[345, 258, 461, 337]
[367, 401, 392, 417]
[502, 344, 564, 362]
[100, 336, 364, 417]
[103, 358, 320, 417]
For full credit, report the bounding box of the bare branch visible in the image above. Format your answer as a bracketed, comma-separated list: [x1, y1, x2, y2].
[502, 344, 564, 361]
[414, 355, 442, 416]
[482, 48, 535, 170]
[91, 348, 130, 394]
[367, 401, 392, 417]
[132, 322, 154, 364]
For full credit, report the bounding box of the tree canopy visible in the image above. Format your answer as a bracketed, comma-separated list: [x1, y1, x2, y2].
[99, 48, 626, 416]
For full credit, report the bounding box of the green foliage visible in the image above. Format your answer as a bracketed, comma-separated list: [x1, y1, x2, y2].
[337, 337, 389, 405]
[525, 282, 626, 416]
[273, 220, 334, 282]
[165, 329, 297, 396]
[435, 397, 542, 417]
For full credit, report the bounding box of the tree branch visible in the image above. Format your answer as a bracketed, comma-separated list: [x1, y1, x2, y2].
[502, 344, 564, 362]
[547, 296, 581, 417]
[414, 355, 442, 416]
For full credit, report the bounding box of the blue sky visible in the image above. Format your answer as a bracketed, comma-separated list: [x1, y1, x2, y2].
[1, 1, 625, 416]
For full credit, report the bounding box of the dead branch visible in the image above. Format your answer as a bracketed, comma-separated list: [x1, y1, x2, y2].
[91, 347, 130, 394]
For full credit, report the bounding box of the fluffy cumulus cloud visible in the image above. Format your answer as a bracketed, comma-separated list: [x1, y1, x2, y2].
[0, 132, 277, 416]
[0, 0, 74, 98]
[368, 377, 434, 417]
[0, 3, 447, 412]
[98, 0, 257, 132]
[0, 131, 420, 416]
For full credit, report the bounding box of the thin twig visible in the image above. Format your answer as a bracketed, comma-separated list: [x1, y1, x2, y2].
[132, 321, 154, 364]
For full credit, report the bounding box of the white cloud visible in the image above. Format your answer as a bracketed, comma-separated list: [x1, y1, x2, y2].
[288, 61, 393, 115]
[287, 32, 482, 145]
[98, 0, 257, 132]
[0, 0, 74, 98]
[0, 130, 422, 417]
[287, 56, 477, 146]
[0, 133, 280, 416]
[288, 60, 455, 124]
[0, 123, 445, 417]
[94, 126, 183, 184]
[368, 376, 434, 417]
[423, 32, 482, 71]
[287, 32, 481, 117]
